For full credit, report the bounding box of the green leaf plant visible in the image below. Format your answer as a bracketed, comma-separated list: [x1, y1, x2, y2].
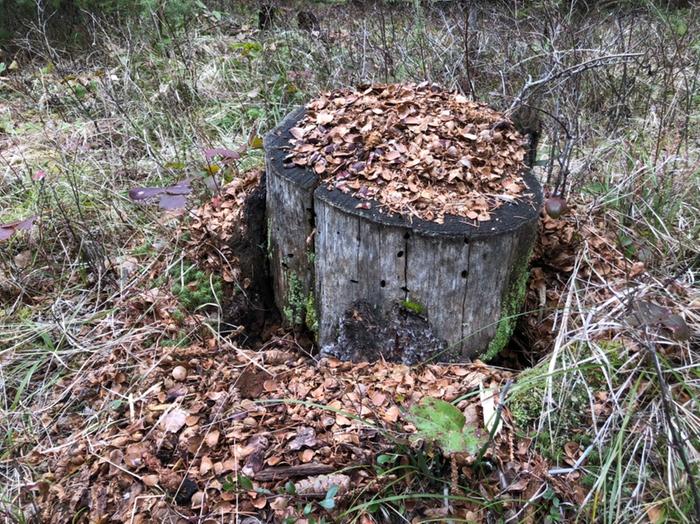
[408, 397, 482, 456]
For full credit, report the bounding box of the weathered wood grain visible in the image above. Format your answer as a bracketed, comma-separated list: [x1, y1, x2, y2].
[264, 107, 316, 329]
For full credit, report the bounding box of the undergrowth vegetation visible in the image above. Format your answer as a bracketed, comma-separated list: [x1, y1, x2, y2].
[1, 1, 699, 522]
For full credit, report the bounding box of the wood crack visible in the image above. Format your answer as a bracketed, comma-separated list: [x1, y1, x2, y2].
[402, 235, 409, 301]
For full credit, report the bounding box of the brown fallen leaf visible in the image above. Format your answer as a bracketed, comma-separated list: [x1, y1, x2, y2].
[124, 444, 145, 469]
[200, 455, 213, 475]
[646, 504, 665, 524]
[383, 405, 400, 423]
[288, 426, 317, 451]
[143, 474, 159, 487]
[251, 495, 267, 509]
[370, 391, 387, 407]
[300, 449, 316, 463]
[205, 430, 220, 448]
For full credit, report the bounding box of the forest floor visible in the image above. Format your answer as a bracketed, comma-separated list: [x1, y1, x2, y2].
[1, 2, 699, 523]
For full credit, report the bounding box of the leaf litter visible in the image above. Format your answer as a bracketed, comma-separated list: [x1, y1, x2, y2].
[21, 178, 640, 523]
[188, 169, 263, 283]
[33, 333, 553, 522]
[24, 197, 572, 522]
[286, 82, 531, 223]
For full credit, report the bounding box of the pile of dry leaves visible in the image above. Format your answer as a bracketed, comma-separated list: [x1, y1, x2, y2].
[188, 169, 264, 284]
[519, 197, 647, 358]
[286, 82, 529, 223]
[25, 179, 615, 523]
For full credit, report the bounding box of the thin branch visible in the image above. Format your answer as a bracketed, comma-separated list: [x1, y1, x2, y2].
[643, 338, 700, 523]
[508, 52, 643, 112]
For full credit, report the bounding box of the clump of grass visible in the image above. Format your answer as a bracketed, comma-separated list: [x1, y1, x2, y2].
[518, 263, 700, 522]
[509, 341, 627, 465]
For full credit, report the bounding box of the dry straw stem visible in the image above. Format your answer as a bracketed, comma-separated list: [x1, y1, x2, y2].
[637, 319, 700, 522]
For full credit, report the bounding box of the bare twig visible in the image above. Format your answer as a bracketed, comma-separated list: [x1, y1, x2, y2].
[508, 52, 643, 112]
[642, 336, 700, 522]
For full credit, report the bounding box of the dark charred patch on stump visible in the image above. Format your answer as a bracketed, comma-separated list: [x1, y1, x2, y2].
[223, 172, 278, 342]
[322, 301, 447, 365]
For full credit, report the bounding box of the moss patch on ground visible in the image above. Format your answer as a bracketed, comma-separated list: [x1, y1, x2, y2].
[170, 262, 224, 312]
[508, 341, 626, 462]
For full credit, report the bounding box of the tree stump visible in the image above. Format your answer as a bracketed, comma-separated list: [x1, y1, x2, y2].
[265, 107, 542, 362]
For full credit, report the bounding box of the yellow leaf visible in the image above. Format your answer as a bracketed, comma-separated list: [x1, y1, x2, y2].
[249, 135, 263, 149]
[646, 504, 664, 524]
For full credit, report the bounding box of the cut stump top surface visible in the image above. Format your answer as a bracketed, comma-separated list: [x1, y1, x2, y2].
[286, 83, 533, 224]
[265, 106, 543, 240]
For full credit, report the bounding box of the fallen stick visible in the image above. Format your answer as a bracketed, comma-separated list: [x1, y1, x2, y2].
[252, 463, 337, 482]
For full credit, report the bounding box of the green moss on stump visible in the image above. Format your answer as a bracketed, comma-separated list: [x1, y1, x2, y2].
[283, 271, 305, 326]
[306, 249, 315, 265]
[305, 292, 318, 335]
[401, 298, 426, 316]
[282, 272, 318, 338]
[482, 253, 531, 362]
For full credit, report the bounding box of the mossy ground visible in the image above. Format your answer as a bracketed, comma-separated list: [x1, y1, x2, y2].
[170, 261, 224, 313]
[508, 341, 626, 463]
